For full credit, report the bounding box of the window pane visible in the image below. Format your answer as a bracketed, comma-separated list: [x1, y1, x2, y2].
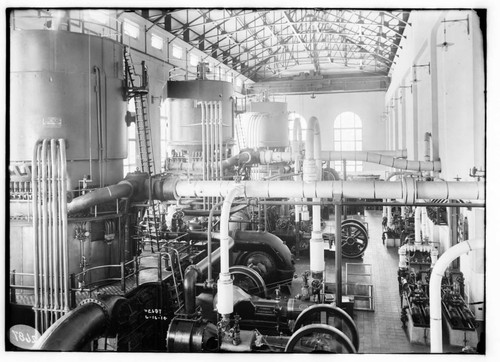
[343, 141, 355, 151]
[355, 129, 362, 140]
[172, 44, 183, 59]
[127, 124, 136, 138]
[334, 132, 341, 141]
[151, 34, 163, 50]
[128, 141, 136, 160]
[190, 53, 199, 66]
[353, 116, 362, 128]
[342, 129, 355, 141]
[334, 141, 341, 151]
[124, 19, 139, 39]
[355, 141, 362, 151]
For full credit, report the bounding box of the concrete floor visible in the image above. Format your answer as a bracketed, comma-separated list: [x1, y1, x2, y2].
[292, 209, 467, 354]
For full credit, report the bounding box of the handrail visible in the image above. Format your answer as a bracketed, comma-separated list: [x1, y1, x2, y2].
[71, 251, 175, 293]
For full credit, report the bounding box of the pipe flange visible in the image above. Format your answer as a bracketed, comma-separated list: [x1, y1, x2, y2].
[79, 298, 110, 326]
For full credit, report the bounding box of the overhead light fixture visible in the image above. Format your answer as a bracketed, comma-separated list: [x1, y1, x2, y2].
[437, 21, 454, 51]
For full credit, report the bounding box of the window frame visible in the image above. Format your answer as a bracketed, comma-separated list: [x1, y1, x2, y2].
[333, 111, 363, 172]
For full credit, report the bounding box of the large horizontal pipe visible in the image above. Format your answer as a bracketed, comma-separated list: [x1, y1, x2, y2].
[33, 296, 125, 351]
[67, 177, 485, 214]
[67, 181, 133, 214]
[172, 180, 484, 202]
[166, 149, 410, 172]
[320, 151, 441, 171]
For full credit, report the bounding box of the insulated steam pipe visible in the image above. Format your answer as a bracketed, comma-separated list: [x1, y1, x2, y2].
[429, 239, 483, 353]
[33, 296, 126, 351]
[67, 178, 485, 215]
[217, 184, 244, 317]
[67, 181, 134, 214]
[173, 179, 484, 201]
[292, 117, 303, 236]
[320, 151, 441, 172]
[304, 116, 324, 279]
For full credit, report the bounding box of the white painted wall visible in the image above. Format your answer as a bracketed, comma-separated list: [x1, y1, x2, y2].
[283, 91, 387, 175]
[387, 10, 485, 306]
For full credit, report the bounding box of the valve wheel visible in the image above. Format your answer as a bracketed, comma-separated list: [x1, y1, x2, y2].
[285, 324, 357, 353]
[292, 304, 359, 352]
[341, 221, 369, 259]
[229, 265, 267, 298]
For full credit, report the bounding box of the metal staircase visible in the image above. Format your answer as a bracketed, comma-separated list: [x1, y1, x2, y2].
[124, 47, 160, 252]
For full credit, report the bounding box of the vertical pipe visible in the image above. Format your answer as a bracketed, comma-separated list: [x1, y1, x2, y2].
[292, 117, 303, 257]
[429, 239, 483, 353]
[56, 142, 63, 317]
[214, 102, 219, 180]
[335, 203, 343, 307]
[217, 184, 244, 317]
[424, 132, 431, 162]
[47, 141, 54, 325]
[50, 140, 60, 318]
[121, 262, 126, 293]
[94, 66, 104, 187]
[200, 102, 205, 208]
[207, 200, 224, 283]
[415, 207, 422, 243]
[200, 101, 206, 182]
[32, 141, 41, 332]
[41, 140, 49, 330]
[209, 102, 215, 206]
[59, 139, 70, 312]
[305, 117, 324, 280]
[218, 101, 223, 180]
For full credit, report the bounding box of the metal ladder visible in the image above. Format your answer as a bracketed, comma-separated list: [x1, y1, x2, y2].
[124, 47, 160, 252]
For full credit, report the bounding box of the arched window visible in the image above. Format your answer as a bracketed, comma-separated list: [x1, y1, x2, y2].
[333, 112, 363, 172]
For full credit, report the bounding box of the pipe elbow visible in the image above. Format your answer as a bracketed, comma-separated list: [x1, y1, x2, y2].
[184, 266, 201, 315]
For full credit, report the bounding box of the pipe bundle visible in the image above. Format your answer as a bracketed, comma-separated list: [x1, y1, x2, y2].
[200, 100, 224, 209]
[32, 139, 70, 333]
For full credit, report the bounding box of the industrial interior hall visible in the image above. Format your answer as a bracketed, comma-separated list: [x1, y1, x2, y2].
[6, 8, 487, 354]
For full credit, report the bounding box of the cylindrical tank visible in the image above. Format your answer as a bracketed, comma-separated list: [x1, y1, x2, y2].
[242, 102, 289, 148]
[9, 30, 128, 323]
[10, 30, 127, 188]
[163, 80, 234, 151]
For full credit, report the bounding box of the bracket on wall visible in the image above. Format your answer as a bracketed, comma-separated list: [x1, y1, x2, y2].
[412, 62, 431, 83]
[442, 14, 470, 35]
[399, 84, 413, 94]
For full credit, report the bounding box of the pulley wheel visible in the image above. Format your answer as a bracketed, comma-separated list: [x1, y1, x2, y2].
[341, 219, 368, 234]
[229, 265, 267, 298]
[284, 324, 357, 353]
[341, 221, 369, 259]
[292, 304, 359, 351]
